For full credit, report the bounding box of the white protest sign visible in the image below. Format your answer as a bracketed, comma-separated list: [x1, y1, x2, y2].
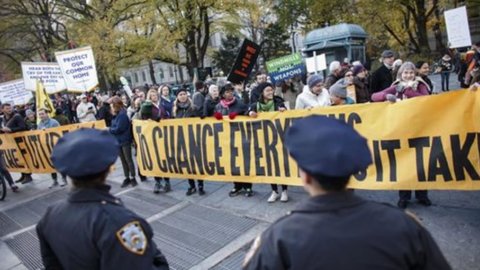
[0, 79, 33, 106]
[21, 62, 67, 94]
[444, 6, 472, 49]
[55, 46, 99, 93]
[305, 53, 327, 73]
[120, 77, 133, 99]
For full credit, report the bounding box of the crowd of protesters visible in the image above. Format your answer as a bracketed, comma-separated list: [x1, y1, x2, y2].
[1, 42, 480, 208]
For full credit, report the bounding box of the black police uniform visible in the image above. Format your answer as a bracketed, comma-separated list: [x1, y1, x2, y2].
[243, 192, 450, 270]
[37, 185, 168, 270]
[36, 128, 169, 270]
[243, 115, 451, 270]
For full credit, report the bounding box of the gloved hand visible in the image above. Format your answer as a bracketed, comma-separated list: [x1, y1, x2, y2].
[395, 84, 405, 94]
[386, 94, 397, 103]
[213, 112, 223, 120]
[228, 112, 238, 120]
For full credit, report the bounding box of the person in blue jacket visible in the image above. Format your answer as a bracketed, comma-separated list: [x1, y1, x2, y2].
[109, 96, 137, 188]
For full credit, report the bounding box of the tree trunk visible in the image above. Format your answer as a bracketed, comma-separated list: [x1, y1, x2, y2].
[414, 0, 431, 54]
[148, 60, 157, 85]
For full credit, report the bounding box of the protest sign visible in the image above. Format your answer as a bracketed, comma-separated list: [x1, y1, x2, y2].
[35, 80, 56, 123]
[0, 121, 106, 173]
[0, 79, 33, 106]
[266, 53, 306, 84]
[227, 39, 261, 84]
[21, 62, 67, 94]
[133, 89, 480, 190]
[444, 6, 472, 49]
[305, 53, 327, 73]
[55, 46, 99, 92]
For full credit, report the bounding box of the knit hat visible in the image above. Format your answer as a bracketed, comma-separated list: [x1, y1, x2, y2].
[307, 74, 324, 89]
[176, 88, 188, 96]
[25, 109, 34, 116]
[352, 64, 366, 76]
[256, 82, 274, 94]
[220, 83, 234, 96]
[329, 82, 347, 99]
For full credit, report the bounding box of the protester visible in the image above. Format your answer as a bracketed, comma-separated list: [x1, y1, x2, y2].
[76, 94, 97, 123]
[465, 41, 480, 86]
[141, 89, 170, 193]
[1, 103, 33, 184]
[203, 84, 220, 117]
[249, 72, 268, 104]
[192, 81, 207, 116]
[97, 95, 112, 126]
[36, 128, 169, 269]
[0, 151, 18, 192]
[127, 96, 143, 120]
[324, 61, 342, 89]
[274, 79, 300, 109]
[234, 82, 250, 105]
[295, 74, 330, 109]
[248, 82, 288, 202]
[370, 50, 395, 93]
[416, 61, 434, 93]
[352, 64, 370, 103]
[172, 88, 205, 196]
[54, 108, 70, 126]
[38, 108, 67, 188]
[243, 115, 451, 270]
[437, 54, 453, 91]
[371, 61, 431, 209]
[392, 59, 403, 80]
[329, 81, 355, 106]
[213, 84, 251, 197]
[24, 109, 37, 130]
[109, 97, 137, 188]
[159, 84, 173, 118]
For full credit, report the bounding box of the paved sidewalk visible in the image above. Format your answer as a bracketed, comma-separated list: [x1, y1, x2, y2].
[0, 157, 479, 270]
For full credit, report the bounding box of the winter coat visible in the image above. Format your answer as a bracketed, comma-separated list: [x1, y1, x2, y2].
[249, 96, 286, 113]
[160, 96, 173, 118]
[76, 102, 97, 123]
[370, 64, 394, 93]
[203, 95, 220, 117]
[371, 77, 430, 102]
[109, 109, 132, 146]
[353, 77, 370, 103]
[97, 103, 112, 127]
[295, 88, 331, 109]
[214, 98, 248, 116]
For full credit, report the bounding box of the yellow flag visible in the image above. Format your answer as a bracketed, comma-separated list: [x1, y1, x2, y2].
[35, 80, 55, 124]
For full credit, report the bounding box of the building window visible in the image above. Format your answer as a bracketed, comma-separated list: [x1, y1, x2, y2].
[134, 73, 138, 83]
[142, 71, 146, 82]
[158, 68, 164, 80]
[169, 66, 173, 78]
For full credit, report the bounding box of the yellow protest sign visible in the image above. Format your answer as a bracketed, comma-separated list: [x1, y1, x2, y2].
[133, 89, 480, 190]
[0, 121, 106, 173]
[35, 80, 56, 124]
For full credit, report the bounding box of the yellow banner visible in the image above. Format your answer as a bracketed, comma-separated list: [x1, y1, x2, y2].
[133, 90, 480, 190]
[0, 121, 106, 173]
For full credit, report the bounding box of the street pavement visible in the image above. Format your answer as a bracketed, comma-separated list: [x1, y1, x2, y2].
[0, 73, 478, 270]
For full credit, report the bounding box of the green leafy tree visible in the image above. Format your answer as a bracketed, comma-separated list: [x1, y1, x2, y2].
[212, 35, 241, 75]
[261, 23, 291, 62]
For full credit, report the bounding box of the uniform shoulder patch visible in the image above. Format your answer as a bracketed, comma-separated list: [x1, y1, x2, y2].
[116, 221, 147, 255]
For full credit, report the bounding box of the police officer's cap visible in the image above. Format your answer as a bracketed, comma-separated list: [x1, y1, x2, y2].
[285, 115, 372, 177]
[51, 128, 119, 178]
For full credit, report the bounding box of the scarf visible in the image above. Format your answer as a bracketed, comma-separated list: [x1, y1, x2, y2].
[220, 97, 236, 109]
[257, 100, 275, 112]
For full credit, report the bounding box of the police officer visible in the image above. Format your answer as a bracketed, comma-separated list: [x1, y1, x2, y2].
[36, 129, 169, 270]
[243, 115, 451, 270]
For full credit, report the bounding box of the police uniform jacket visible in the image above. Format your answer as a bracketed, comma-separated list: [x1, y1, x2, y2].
[243, 192, 451, 270]
[36, 185, 169, 270]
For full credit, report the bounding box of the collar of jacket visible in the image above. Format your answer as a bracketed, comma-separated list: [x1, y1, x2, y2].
[68, 184, 123, 205]
[292, 191, 365, 213]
